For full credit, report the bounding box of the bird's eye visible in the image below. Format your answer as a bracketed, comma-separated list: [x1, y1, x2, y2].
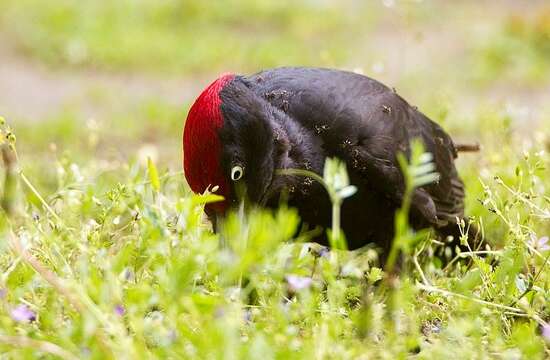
[231, 165, 244, 181]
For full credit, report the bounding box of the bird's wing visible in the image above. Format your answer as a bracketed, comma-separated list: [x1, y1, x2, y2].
[244, 67, 465, 226]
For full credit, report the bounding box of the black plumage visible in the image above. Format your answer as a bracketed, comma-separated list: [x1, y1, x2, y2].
[210, 67, 469, 254]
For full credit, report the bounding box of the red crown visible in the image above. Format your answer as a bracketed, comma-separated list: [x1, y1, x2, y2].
[183, 74, 235, 213]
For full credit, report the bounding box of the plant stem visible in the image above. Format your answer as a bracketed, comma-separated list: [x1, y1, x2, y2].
[276, 167, 347, 250]
[385, 186, 412, 273]
[0, 335, 79, 360]
[275, 168, 327, 190]
[417, 283, 525, 314]
[20, 171, 63, 225]
[331, 200, 343, 249]
[1, 146, 17, 215]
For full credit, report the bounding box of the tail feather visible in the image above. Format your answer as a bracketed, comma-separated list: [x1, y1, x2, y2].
[455, 142, 480, 153]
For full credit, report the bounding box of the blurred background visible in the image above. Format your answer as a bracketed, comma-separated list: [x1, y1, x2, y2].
[0, 0, 548, 220]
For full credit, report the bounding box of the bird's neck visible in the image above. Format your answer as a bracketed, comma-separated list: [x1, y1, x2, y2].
[269, 107, 324, 175]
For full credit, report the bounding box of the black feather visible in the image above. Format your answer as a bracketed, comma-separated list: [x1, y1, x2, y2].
[217, 67, 470, 255]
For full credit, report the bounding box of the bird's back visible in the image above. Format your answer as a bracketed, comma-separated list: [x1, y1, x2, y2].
[242, 67, 465, 251]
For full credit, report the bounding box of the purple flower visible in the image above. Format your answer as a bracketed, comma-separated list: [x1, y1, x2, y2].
[214, 307, 225, 318]
[243, 309, 253, 323]
[318, 247, 330, 258]
[0, 288, 6, 299]
[285, 275, 313, 292]
[168, 329, 178, 342]
[11, 304, 36, 322]
[122, 268, 134, 282]
[309, 245, 330, 258]
[530, 234, 550, 252]
[114, 304, 125, 316]
[542, 324, 550, 341]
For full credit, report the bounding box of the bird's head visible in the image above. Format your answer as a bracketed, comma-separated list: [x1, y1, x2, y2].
[183, 74, 285, 223]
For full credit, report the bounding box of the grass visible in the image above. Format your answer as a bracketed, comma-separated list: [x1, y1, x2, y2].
[1, 103, 549, 359]
[0, 0, 371, 75]
[0, 1, 550, 358]
[473, 8, 550, 85]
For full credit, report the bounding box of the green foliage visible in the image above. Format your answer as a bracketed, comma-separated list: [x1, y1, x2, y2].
[146, 157, 160, 193]
[278, 158, 357, 250]
[1, 111, 549, 358]
[386, 140, 440, 272]
[474, 8, 550, 85]
[0, 0, 368, 74]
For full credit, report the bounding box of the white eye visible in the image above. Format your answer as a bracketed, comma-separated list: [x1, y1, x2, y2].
[231, 165, 244, 181]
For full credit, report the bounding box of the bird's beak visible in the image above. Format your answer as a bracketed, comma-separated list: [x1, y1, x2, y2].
[210, 212, 219, 232]
[234, 180, 247, 202]
[228, 181, 253, 217]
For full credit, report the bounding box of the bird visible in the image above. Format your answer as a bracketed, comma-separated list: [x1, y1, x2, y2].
[183, 67, 478, 257]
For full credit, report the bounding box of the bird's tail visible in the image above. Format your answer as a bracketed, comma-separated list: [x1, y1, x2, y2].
[454, 142, 480, 153]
